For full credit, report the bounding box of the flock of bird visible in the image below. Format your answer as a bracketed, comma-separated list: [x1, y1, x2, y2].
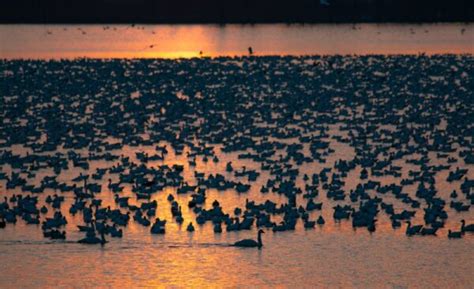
[0, 54, 473, 248]
[42, 24, 470, 57]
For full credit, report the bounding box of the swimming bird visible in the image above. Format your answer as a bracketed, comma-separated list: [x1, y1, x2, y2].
[186, 222, 195, 232]
[420, 227, 438, 236]
[78, 229, 107, 245]
[448, 229, 462, 239]
[405, 221, 422, 236]
[317, 215, 325, 225]
[461, 219, 474, 233]
[233, 229, 264, 248]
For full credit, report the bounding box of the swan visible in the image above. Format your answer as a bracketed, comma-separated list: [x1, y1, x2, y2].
[233, 229, 264, 248]
[461, 219, 474, 233]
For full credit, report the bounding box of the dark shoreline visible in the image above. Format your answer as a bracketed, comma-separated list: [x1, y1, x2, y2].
[2, 54, 474, 62]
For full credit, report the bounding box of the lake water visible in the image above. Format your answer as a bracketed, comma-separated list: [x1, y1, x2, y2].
[0, 25, 473, 289]
[0, 23, 473, 59]
[1, 134, 473, 288]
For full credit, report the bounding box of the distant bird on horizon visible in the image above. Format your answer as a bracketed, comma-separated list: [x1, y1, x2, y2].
[199, 51, 203, 57]
[248, 46, 253, 55]
[143, 44, 157, 50]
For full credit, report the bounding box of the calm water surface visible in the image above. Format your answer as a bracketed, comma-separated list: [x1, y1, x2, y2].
[0, 139, 473, 288]
[0, 23, 473, 59]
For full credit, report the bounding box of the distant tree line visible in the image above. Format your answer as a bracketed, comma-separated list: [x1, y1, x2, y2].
[1, 0, 473, 23]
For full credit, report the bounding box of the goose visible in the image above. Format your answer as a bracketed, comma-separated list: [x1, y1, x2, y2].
[461, 220, 474, 233]
[151, 218, 166, 234]
[450, 190, 458, 198]
[233, 229, 264, 248]
[420, 227, 438, 236]
[176, 214, 184, 224]
[405, 221, 422, 236]
[186, 222, 195, 232]
[391, 218, 401, 228]
[317, 215, 325, 225]
[214, 223, 222, 233]
[304, 220, 316, 229]
[368, 221, 376, 233]
[78, 230, 107, 245]
[448, 229, 462, 239]
[44, 229, 66, 240]
[110, 225, 123, 238]
[40, 205, 48, 214]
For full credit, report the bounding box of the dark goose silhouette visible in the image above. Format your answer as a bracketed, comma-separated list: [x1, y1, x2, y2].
[233, 229, 264, 248]
[448, 229, 462, 239]
[461, 220, 474, 233]
[78, 229, 107, 245]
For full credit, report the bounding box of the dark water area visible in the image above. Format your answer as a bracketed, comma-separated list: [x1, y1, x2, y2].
[0, 54, 473, 288]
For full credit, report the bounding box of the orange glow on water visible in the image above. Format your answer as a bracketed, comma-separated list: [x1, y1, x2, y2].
[1, 24, 473, 59]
